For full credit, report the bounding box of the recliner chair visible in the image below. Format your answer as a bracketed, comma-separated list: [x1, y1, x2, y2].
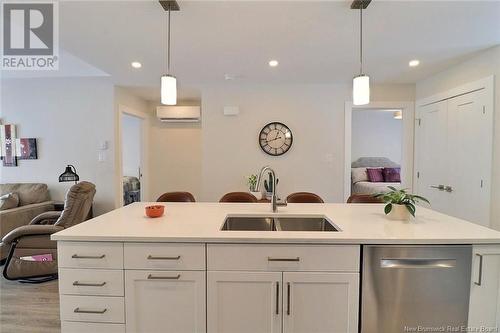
[0, 181, 96, 283]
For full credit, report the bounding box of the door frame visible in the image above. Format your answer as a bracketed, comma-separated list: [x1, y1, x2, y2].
[344, 101, 415, 202]
[116, 105, 150, 207]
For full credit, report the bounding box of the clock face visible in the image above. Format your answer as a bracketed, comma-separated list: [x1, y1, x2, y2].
[259, 122, 293, 156]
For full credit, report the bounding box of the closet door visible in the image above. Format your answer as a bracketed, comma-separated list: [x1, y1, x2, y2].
[415, 100, 450, 215]
[447, 89, 492, 226]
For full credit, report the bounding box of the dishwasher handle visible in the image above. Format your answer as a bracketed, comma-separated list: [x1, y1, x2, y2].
[381, 258, 456, 269]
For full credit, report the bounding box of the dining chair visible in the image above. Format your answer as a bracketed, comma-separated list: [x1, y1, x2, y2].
[156, 192, 196, 202]
[286, 192, 324, 203]
[219, 192, 258, 203]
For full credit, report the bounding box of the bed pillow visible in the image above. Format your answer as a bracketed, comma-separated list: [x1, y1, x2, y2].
[383, 167, 401, 182]
[351, 168, 369, 184]
[367, 168, 384, 182]
[0, 192, 19, 211]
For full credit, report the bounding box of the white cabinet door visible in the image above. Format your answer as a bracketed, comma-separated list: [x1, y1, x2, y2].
[208, 271, 282, 333]
[283, 272, 359, 333]
[469, 246, 500, 328]
[125, 270, 206, 333]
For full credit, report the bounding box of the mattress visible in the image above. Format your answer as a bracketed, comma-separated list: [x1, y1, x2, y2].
[352, 181, 401, 195]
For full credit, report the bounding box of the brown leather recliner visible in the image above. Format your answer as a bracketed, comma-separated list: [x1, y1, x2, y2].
[0, 181, 96, 283]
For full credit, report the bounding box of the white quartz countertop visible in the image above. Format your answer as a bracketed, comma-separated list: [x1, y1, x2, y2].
[51, 202, 500, 244]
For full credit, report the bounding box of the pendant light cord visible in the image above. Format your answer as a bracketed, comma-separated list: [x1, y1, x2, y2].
[167, 4, 171, 74]
[359, 0, 363, 75]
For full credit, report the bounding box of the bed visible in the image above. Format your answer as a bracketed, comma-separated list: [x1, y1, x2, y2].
[351, 157, 402, 195]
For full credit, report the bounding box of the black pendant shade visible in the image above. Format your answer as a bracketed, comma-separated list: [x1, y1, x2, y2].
[59, 165, 79, 184]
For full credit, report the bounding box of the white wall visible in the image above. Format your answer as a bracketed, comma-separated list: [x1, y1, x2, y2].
[200, 83, 415, 202]
[416, 45, 500, 229]
[351, 110, 403, 164]
[121, 114, 142, 178]
[0, 77, 115, 215]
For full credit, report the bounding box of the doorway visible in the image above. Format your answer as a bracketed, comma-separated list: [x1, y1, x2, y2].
[121, 113, 143, 206]
[344, 101, 415, 201]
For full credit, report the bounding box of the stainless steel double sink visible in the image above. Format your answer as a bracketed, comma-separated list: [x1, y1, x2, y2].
[221, 216, 339, 232]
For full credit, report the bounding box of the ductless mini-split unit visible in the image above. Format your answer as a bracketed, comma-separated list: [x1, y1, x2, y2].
[156, 106, 201, 123]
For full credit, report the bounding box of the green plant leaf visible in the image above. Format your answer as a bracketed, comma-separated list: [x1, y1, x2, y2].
[384, 204, 393, 215]
[406, 203, 416, 217]
[412, 195, 430, 204]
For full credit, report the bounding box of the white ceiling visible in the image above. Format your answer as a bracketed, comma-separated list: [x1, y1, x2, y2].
[11, 1, 500, 100]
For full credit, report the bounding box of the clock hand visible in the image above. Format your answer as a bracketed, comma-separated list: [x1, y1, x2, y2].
[267, 136, 283, 143]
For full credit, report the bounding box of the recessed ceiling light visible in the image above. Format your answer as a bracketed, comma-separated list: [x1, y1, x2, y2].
[131, 61, 142, 69]
[409, 60, 420, 67]
[268, 60, 279, 67]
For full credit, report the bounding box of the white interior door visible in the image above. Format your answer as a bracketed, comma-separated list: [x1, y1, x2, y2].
[415, 100, 450, 214]
[283, 272, 359, 333]
[207, 271, 282, 333]
[125, 270, 206, 333]
[447, 89, 492, 226]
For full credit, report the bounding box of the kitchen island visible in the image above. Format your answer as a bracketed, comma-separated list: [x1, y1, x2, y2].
[52, 202, 500, 333]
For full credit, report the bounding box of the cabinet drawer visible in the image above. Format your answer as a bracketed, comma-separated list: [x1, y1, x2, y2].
[61, 321, 125, 333]
[60, 295, 124, 323]
[59, 269, 124, 296]
[208, 244, 360, 272]
[58, 242, 123, 269]
[124, 243, 205, 270]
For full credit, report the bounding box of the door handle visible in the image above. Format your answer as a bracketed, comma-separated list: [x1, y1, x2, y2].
[475, 254, 483, 286]
[275, 281, 280, 315]
[430, 185, 445, 191]
[73, 281, 106, 287]
[444, 186, 453, 193]
[147, 274, 181, 280]
[286, 282, 291, 316]
[381, 258, 456, 268]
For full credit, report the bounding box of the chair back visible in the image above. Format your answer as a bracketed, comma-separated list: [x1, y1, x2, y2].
[347, 194, 383, 203]
[286, 192, 324, 203]
[219, 192, 257, 203]
[156, 192, 196, 202]
[55, 182, 96, 228]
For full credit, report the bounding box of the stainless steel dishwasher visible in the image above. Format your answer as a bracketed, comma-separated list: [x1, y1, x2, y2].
[361, 245, 472, 333]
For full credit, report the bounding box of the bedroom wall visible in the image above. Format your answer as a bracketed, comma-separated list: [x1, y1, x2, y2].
[351, 109, 403, 164]
[416, 45, 500, 229]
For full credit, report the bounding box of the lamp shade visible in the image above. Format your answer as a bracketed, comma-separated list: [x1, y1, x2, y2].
[161, 75, 177, 105]
[59, 165, 79, 183]
[353, 75, 370, 106]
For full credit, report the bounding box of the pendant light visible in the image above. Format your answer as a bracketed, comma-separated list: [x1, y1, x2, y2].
[161, 2, 177, 105]
[353, 0, 370, 106]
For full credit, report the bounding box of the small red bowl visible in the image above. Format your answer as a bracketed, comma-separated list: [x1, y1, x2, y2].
[145, 205, 165, 218]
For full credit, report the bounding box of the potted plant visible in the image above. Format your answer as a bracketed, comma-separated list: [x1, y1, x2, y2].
[374, 186, 429, 221]
[247, 174, 261, 200]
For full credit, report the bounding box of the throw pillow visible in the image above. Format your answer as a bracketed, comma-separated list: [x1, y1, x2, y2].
[351, 167, 369, 184]
[366, 168, 384, 182]
[0, 192, 20, 211]
[383, 167, 401, 182]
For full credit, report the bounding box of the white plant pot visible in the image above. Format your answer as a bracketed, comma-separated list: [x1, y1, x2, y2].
[388, 204, 411, 221]
[250, 191, 262, 200]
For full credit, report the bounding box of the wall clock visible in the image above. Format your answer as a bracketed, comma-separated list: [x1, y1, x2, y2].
[259, 122, 293, 156]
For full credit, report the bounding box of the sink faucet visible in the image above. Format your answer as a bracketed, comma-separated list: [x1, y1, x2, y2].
[256, 166, 287, 213]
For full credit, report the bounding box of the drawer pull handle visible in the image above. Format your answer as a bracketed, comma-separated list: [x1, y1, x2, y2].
[287, 282, 291, 315]
[73, 281, 107, 287]
[71, 254, 106, 259]
[147, 255, 181, 260]
[147, 274, 181, 280]
[74, 307, 107, 314]
[268, 257, 300, 262]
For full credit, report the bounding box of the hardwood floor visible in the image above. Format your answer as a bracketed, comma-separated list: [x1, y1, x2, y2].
[0, 276, 61, 333]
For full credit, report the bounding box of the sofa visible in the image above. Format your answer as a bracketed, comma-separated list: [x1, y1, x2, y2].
[0, 183, 54, 260]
